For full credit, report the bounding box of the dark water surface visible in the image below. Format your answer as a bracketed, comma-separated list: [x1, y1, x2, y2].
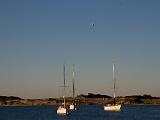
[0, 105, 160, 120]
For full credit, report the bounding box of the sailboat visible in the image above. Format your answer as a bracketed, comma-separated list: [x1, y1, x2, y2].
[57, 64, 69, 115]
[69, 64, 77, 110]
[104, 64, 121, 111]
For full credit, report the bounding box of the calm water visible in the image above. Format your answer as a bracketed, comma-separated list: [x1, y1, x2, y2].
[0, 105, 160, 120]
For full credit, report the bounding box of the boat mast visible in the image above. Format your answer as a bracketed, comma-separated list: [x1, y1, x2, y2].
[113, 64, 116, 104]
[63, 64, 66, 108]
[72, 64, 75, 99]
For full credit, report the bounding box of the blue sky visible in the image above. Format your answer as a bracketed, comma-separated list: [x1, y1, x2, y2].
[0, 0, 160, 98]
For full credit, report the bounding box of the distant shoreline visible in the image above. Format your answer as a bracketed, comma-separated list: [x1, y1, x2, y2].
[0, 94, 160, 106]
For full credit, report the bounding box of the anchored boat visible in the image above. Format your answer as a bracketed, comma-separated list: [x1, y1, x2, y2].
[57, 64, 69, 115]
[69, 64, 77, 110]
[104, 64, 121, 111]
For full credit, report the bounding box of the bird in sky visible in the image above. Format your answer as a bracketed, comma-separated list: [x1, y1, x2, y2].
[91, 23, 95, 27]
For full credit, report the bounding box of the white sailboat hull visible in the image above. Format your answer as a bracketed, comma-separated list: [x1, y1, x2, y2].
[69, 104, 77, 110]
[69, 104, 74, 110]
[57, 106, 68, 115]
[104, 104, 121, 111]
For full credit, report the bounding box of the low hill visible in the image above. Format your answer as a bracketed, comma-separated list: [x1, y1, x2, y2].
[0, 96, 22, 100]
